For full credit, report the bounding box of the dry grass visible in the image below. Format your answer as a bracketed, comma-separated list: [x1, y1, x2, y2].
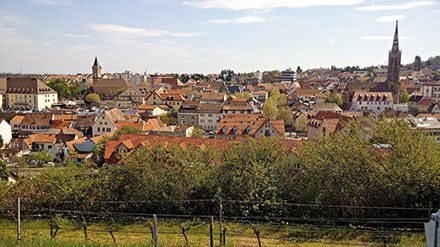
[0, 218, 426, 247]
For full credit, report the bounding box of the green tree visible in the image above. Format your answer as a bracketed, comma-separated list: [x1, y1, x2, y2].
[84, 93, 100, 104]
[0, 136, 3, 149]
[233, 92, 253, 99]
[69, 82, 82, 99]
[117, 87, 127, 95]
[0, 160, 9, 181]
[399, 90, 410, 103]
[324, 94, 343, 106]
[47, 79, 71, 100]
[160, 113, 177, 125]
[277, 106, 293, 126]
[262, 98, 278, 118]
[191, 126, 204, 138]
[30, 150, 53, 163]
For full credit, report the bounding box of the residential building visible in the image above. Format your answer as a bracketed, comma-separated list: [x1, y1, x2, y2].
[407, 115, 440, 142]
[138, 105, 171, 116]
[93, 78, 137, 99]
[251, 91, 268, 103]
[422, 82, 440, 101]
[351, 92, 393, 113]
[92, 108, 129, 137]
[216, 114, 285, 139]
[0, 119, 12, 146]
[178, 101, 199, 126]
[198, 103, 223, 131]
[222, 98, 255, 114]
[307, 112, 352, 140]
[4, 78, 58, 110]
[145, 90, 187, 111]
[310, 102, 342, 112]
[19, 113, 54, 135]
[281, 68, 295, 82]
[200, 92, 227, 104]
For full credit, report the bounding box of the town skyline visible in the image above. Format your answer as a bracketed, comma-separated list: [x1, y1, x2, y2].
[0, 0, 439, 74]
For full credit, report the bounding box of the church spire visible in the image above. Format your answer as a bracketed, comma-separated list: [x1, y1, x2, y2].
[392, 20, 399, 51]
[93, 56, 101, 68]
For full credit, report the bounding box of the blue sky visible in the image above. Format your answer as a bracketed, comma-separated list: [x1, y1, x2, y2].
[0, 0, 439, 74]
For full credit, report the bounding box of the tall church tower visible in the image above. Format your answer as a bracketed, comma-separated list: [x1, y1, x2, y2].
[92, 56, 102, 83]
[387, 21, 401, 103]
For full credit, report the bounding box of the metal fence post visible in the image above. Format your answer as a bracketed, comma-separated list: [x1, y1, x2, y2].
[153, 214, 158, 247]
[210, 216, 214, 247]
[219, 199, 223, 247]
[17, 197, 21, 241]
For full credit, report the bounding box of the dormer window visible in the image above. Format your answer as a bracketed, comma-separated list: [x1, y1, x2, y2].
[222, 126, 227, 132]
[246, 126, 251, 133]
[232, 126, 238, 133]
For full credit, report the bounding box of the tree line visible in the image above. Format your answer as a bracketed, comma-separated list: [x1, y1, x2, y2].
[0, 118, 439, 219]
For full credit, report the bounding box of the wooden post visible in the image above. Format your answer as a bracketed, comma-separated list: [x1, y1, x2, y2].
[181, 226, 188, 247]
[219, 199, 223, 247]
[148, 223, 154, 242]
[82, 217, 88, 240]
[222, 227, 227, 247]
[153, 214, 158, 247]
[254, 228, 262, 247]
[17, 197, 21, 241]
[53, 224, 60, 239]
[209, 216, 214, 247]
[109, 229, 116, 243]
[50, 208, 53, 238]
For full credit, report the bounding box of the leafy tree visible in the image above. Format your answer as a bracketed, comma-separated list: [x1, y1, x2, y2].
[111, 126, 145, 141]
[277, 106, 293, 126]
[47, 79, 71, 100]
[324, 94, 343, 106]
[191, 126, 204, 138]
[117, 87, 127, 95]
[0, 136, 3, 149]
[160, 113, 177, 125]
[233, 92, 253, 99]
[0, 160, 9, 181]
[262, 98, 278, 118]
[399, 90, 410, 103]
[69, 82, 82, 99]
[84, 93, 100, 104]
[92, 136, 110, 167]
[30, 150, 53, 163]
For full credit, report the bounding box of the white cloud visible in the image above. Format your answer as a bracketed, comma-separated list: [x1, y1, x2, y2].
[49, 32, 90, 39]
[361, 35, 409, 40]
[0, 11, 30, 26]
[183, 0, 364, 10]
[66, 45, 97, 52]
[376, 15, 407, 23]
[357, 1, 434, 11]
[210, 15, 266, 24]
[88, 24, 205, 37]
[31, 0, 74, 5]
[322, 38, 336, 46]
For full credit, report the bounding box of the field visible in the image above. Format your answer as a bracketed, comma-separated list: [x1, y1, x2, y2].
[0, 219, 426, 247]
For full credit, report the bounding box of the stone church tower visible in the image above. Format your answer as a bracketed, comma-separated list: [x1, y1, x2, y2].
[387, 21, 401, 103]
[414, 55, 422, 71]
[92, 56, 102, 83]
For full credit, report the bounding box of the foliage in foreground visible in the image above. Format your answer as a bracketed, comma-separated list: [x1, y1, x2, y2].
[0, 119, 439, 218]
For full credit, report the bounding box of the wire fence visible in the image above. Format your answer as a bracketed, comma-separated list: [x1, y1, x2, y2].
[0, 198, 431, 247]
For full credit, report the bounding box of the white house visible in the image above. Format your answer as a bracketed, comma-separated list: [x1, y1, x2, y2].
[0, 119, 12, 146]
[351, 92, 393, 113]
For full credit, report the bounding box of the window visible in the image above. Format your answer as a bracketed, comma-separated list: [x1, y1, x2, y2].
[106, 128, 111, 132]
[97, 127, 100, 131]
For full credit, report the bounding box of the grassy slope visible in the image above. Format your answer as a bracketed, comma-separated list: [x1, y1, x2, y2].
[0, 219, 425, 247]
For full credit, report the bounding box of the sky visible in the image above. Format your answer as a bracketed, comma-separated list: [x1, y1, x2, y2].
[0, 0, 439, 74]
